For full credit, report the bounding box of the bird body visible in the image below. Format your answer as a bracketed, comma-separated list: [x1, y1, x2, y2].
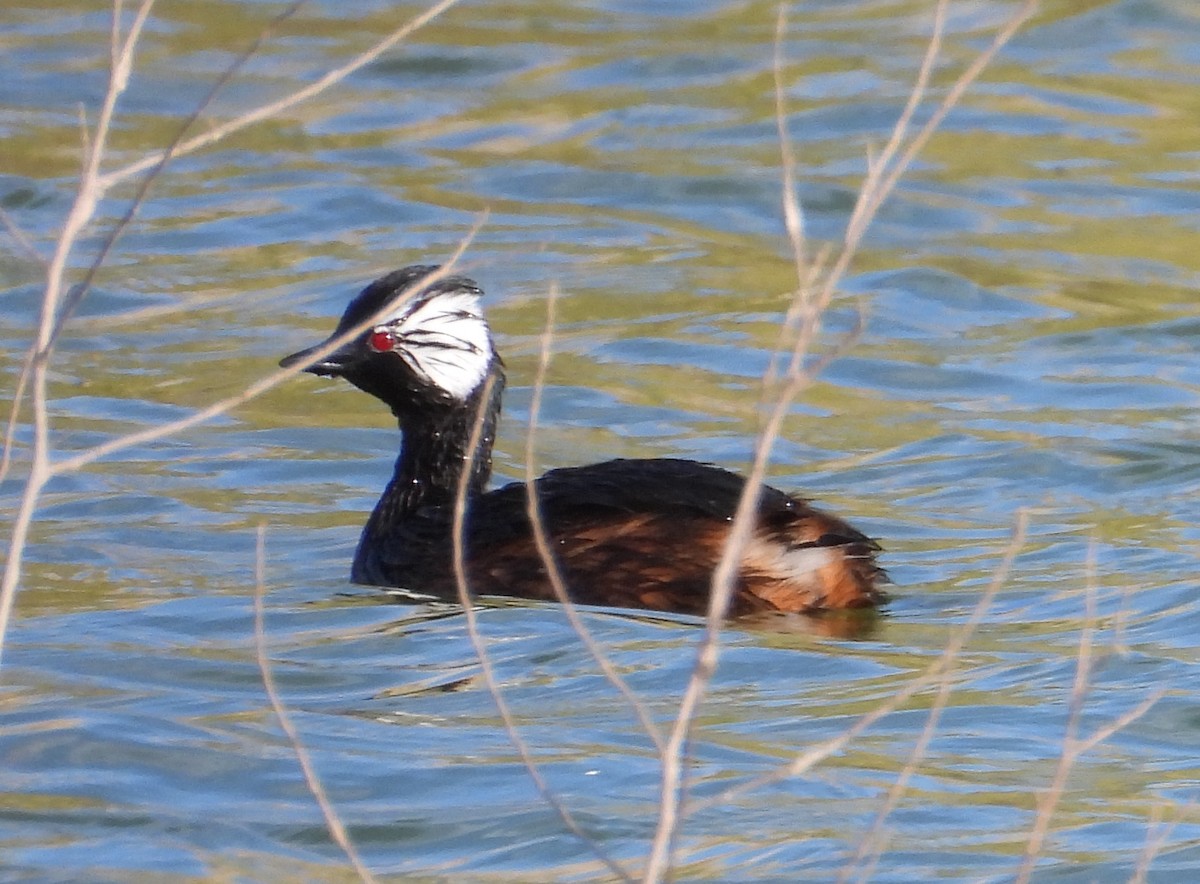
[282, 265, 886, 617]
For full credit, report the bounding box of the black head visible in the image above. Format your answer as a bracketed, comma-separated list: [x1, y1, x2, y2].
[281, 265, 500, 414]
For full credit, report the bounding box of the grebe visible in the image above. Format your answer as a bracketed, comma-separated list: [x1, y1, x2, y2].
[281, 265, 886, 617]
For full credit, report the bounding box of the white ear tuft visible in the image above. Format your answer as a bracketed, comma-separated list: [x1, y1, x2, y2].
[381, 290, 493, 400]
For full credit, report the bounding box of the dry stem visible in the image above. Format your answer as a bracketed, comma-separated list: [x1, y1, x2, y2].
[0, 0, 158, 663]
[2, 10, 472, 884]
[522, 284, 666, 755]
[640, 3, 1041, 879]
[0, 228, 479, 663]
[1132, 803, 1178, 884]
[0, 0, 464, 659]
[253, 526, 380, 884]
[841, 510, 1028, 882]
[95, 0, 463, 194]
[451, 376, 632, 883]
[1014, 543, 1163, 884]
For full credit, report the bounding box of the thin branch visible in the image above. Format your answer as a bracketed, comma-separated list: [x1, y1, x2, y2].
[693, 511, 1026, 817]
[0, 0, 157, 665]
[811, 0, 1039, 356]
[854, 0, 1039, 245]
[1014, 541, 1163, 884]
[50, 231, 479, 477]
[1, 3, 307, 492]
[644, 143, 860, 884]
[760, 11, 847, 409]
[641, 5, 875, 874]
[47, 1, 308, 351]
[450, 376, 632, 884]
[765, 5, 808, 398]
[0, 226, 479, 665]
[253, 525, 380, 884]
[0, 206, 46, 266]
[842, 510, 1029, 883]
[522, 283, 665, 755]
[763, 0, 946, 405]
[643, 5, 1041, 876]
[1, 0, 449, 484]
[1073, 690, 1161, 757]
[95, 0, 464, 194]
[1016, 542, 1099, 883]
[843, 0, 949, 246]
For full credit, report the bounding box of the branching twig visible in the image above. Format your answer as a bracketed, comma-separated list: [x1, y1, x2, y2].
[1014, 542, 1163, 884]
[47, 1, 308, 351]
[855, 0, 1039, 238]
[95, 0, 464, 193]
[0, 2, 305, 487]
[642, 5, 1041, 878]
[843, 0, 950, 248]
[693, 511, 1027, 816]
[842, 510, 1028, 882]
[4, 13, 482, 666]
[0, 0, 157, 664]
[1, 0, 461, 487]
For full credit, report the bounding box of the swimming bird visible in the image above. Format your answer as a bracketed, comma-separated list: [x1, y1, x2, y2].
[281, 265, 886, 617]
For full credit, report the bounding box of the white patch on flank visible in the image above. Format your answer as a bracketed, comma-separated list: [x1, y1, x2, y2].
[745, 536, 833, 585]
[379, 289, 493, 400]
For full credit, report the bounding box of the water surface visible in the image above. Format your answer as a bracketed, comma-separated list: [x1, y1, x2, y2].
[3, 0, 1199, 880]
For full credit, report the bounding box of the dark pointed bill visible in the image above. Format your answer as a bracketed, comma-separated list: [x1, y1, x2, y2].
[279, 337, 361, 376]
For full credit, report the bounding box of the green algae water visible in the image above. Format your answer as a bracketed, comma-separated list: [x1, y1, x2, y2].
[3, 0, 1199, 879]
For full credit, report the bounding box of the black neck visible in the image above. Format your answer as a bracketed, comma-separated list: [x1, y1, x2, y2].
[360, 364, 505, 545]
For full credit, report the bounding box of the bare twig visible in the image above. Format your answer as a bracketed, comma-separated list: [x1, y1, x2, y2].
[1014, 541, 1163, 884]
[253, 525, 380, 884]
[641, 309, 854, 879]
[772, 6, 808, 317]
[842, 511, 1029, 883]
[1131, 803, 1178, 884]
[762, 0, 946, 401]
[694, 511, 1027, 817]
[95, 0, 464, 193]
[844, 0, 949, 247]
[522, 283, 665, 755]
[451, 376, 632, 883]
[1, 0, 461, 487]
[1, 197, 477, 665]
[849, 0, 1039, 255]
[1, 1, 305, 487]
[47, 1, 308, 351]
[0, 206, 46, 266]
[643, 6, 1042, 875]
[0, 0, 157, 664]
[896, 0, 1037, 205]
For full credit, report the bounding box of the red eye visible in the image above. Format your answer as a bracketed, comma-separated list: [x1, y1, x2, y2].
[367, 329, 395, 353]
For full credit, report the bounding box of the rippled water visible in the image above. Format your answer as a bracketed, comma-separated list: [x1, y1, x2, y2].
[4, 0, 1200, 880]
